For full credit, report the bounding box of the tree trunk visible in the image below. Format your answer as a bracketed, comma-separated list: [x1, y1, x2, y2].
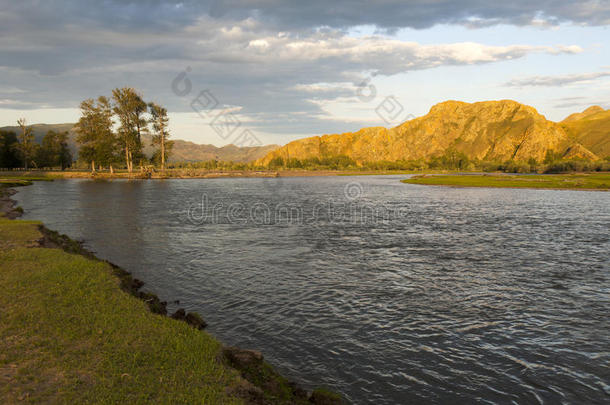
[125, 146, 132, 173]
[110, 165, 114, 175]
[161, 134, 165, 174]
[91, 160, 95, 173]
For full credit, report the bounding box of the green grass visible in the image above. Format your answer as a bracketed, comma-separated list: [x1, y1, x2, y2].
[0, 179, 33, 187]
[0, 172, 58, 181]
[0, 218, 243, 404]
[0, 182, 341, 404]
[0, 217, 42, 248]
[402, 173, 610, 190]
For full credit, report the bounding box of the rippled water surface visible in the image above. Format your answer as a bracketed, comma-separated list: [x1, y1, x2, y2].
[14, 176, 610, 404]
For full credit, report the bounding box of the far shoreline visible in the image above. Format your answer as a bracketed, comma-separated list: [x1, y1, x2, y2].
[401, 173, 610, 191]
[0, 168, 424, 180]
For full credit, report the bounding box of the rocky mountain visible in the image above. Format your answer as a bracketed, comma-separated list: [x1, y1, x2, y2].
[0, 123, 278, 163]
[258, 100, 609, 165]
[560, 106, 610, 158]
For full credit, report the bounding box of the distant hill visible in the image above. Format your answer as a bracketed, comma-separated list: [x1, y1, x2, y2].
[561, 106, 605, 123]
[258, 100, 609, 165]
[168, 140, 279, 163]
[0, 123, 278, 163]
[560, 107, 610, 158]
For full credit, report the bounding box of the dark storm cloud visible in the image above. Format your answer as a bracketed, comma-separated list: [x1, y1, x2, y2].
[2, 1, 608, 32]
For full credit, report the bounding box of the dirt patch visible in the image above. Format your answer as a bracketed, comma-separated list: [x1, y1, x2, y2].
[0, 188, 23, 219]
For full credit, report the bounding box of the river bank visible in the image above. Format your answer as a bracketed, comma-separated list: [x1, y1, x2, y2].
[402, 172, 610, 190]
[0, 182, 342, 404]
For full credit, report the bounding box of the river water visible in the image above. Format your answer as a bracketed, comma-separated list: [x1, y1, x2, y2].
[14, 176, 610, 404]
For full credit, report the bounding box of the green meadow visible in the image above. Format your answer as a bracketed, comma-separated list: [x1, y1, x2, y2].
[402, 173, 610, 190]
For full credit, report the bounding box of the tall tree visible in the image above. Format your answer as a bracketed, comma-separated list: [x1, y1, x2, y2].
[58, 133, 72, 170]
[148, 102, 172, 173]
[75, 96, 116, 172]
[16, 118, 35, 170]
[39, 130, 72, 169]
[112, 87, 147, 173]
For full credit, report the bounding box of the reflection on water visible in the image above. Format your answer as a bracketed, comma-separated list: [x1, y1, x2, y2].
[14, 176, 610, 404]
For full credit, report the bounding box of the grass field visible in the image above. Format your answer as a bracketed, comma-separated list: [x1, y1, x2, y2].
[0, 216, 245, 404]
[402, 173, 610, 190]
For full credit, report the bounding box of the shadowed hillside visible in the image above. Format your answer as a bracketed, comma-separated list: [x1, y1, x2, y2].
[258, 100, 609, 166]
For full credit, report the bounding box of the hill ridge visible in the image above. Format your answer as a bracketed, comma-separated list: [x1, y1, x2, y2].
[258, 100, 608, 165]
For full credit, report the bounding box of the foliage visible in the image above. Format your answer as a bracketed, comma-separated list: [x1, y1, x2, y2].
[0, 130, 20, 168]
[427, 148, 472, 170]
[75, 96, 117, 171]
[543, 159, 610, 173]
[148, 102, 172, 171]
[15, 118, 36, 170]
[37, 130, 72, 169]
[112, 87, 148, 172]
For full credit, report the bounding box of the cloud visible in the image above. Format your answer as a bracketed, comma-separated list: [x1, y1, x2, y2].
[2, 1, 608, 34]
[505, 71, 610, 87]
[552, 96, 608, 109]
[0, 1, 601, 141]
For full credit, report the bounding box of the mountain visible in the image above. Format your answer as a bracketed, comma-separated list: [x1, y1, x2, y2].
[560, 107, 610, 158]
[168, 140, 278, 163]
[561, 106, 605, 123]
[0, 123, 79, 154]
[258, 100, 608, 165]
[0, 123, 278, 163]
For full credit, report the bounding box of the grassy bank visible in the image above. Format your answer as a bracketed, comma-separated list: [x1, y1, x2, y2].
[0, 183, 341, 404]
[0, 216, 243, 403]
[402, 173, 610, 190]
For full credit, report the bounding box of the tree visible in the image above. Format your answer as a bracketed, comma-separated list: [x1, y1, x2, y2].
[39, 130, 72, 169]
[148, 102, 172, 173]
[112, 87, 147, 173]
[16, 118, 36, 169]
[0, 130, 20, 168]
[58, 135, 72, 170]
[75, 96, 116, 172]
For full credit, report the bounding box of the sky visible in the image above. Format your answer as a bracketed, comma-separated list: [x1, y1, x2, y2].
[1, 0, 609, 146]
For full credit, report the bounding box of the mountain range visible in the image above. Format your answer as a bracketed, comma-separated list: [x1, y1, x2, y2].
[3, 100, 609, 166]
[257, 100, 610, 165]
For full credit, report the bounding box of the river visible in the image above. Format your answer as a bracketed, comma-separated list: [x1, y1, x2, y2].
[14, 176, 610, 404]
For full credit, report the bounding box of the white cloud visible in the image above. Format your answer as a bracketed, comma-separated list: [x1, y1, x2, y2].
[506, 71, 610, 87]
